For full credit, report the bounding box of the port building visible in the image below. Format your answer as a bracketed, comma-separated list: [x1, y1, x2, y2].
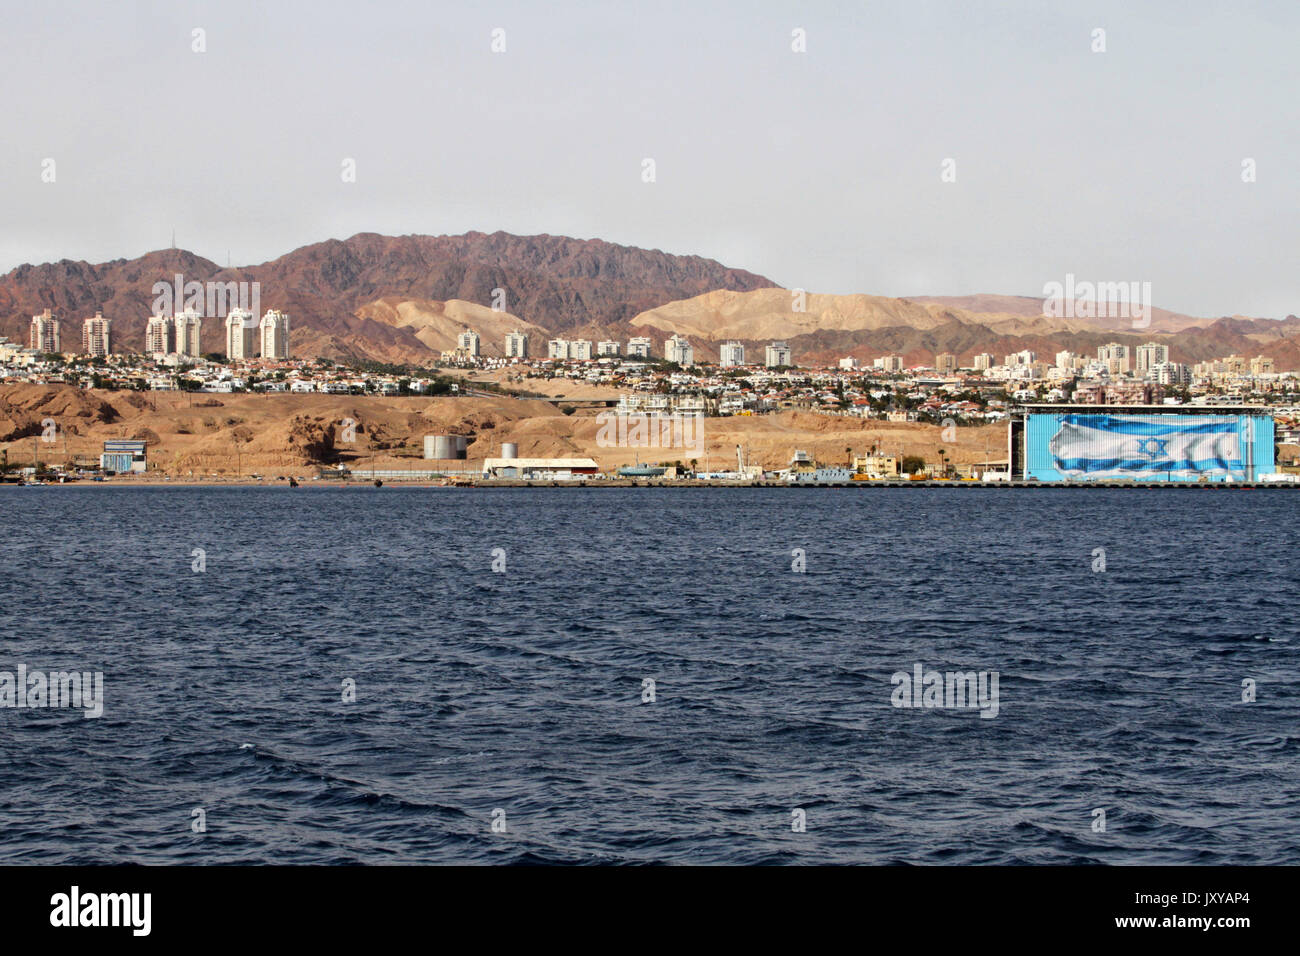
[100, 439, 147, 474]
[482, 457, 599, 479]
[1009, 404, 1275, 482]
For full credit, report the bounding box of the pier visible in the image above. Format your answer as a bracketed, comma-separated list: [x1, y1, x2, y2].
[471, 478, 1300, 489]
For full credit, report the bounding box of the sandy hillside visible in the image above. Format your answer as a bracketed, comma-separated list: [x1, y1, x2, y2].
[355, 297, 550, 356]
[0, 384, 1004, 476]
[629, 289, 959, 341]
[451, 366, 628, 401]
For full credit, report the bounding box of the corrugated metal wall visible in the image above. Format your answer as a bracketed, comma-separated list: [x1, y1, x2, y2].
[1024, 412, 1273, 482]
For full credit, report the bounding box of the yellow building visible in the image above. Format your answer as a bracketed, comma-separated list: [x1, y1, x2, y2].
[852, 454, 900, 478]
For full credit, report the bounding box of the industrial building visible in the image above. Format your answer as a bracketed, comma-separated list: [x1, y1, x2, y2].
[1009, 405, 1275, 482]
[423, 435, 469, 459]
[482, 457, 598, 479]
[101, 439, 147, 474]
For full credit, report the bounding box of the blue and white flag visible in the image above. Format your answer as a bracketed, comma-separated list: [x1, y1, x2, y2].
[1048, 414, 1247, 480]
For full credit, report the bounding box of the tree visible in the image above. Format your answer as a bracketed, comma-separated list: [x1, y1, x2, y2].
[901, 455, 926, 474]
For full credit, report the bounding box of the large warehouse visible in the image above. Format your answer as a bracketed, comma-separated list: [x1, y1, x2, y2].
[1009, 405, 1275, 482]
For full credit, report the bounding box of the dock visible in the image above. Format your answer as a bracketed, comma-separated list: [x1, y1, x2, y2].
[469, 478, 1300, 489]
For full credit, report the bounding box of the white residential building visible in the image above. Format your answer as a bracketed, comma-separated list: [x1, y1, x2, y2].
[1135, 342, 1169, 374]
[765, 342, 792, 368]
[29, 309, 60, 353]
[1097, 343, 1131, 375]
[225, 309, 256, 360]
[720, 341, 746, 368]
[174, 309, 203, 358]
[260, 309, 291, 360]
[1152, 361, 1191, 385]
[548, 338, 571, 360]
[626, 336, 653, 358]
[570, 339, 593, 360]
[665, 334, 694, 366]
[81, 312, 111, 357]
[1006, 349, 1037, 367]
[145, 314, 174, 354]
[505, 330, 529, 359]
[456, 329, 481, 358]
[597, 340, 620, 356]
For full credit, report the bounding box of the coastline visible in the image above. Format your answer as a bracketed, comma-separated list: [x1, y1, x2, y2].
[9, 476, 1297, 489]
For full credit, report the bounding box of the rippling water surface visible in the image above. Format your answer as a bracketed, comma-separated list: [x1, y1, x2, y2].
[0, 486, 1295, 864]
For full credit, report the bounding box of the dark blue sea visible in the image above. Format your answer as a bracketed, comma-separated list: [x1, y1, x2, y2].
[1, 487, 1296, 865]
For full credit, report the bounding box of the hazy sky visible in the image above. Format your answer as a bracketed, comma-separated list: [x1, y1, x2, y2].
[3, 0, 1296, 317]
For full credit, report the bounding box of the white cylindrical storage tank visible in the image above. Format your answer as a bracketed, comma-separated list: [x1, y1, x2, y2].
[453, 436, 468, 459]
[429, 435, 455, 459]
[501, 442, 518, 460]
[423, 435, 438, 459]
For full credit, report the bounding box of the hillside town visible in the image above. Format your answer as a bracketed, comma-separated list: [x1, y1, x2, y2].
[5, 309, 1300, 428]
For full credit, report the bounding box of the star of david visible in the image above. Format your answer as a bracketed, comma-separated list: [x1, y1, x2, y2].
[1135, 437, 1169, 458]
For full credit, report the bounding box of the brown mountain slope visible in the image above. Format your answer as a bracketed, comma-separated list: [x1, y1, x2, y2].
[3, 236, 1294, 368]
[0, 232, 776, 361]
[912, 294, 1216, 333]
[628, 289, 1300, 368]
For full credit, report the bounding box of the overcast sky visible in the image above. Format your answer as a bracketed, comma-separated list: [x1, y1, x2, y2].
[2, 0, 1295, 317]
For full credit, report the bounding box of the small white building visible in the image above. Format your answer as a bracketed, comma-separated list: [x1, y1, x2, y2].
[482, 457, 599, 479]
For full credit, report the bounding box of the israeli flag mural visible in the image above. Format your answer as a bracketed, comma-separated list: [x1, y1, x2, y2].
[1025, 413, 1272, 482]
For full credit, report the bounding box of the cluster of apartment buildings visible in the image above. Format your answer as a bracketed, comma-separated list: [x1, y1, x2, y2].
[839, 354, 906, 373]
[29, 308, 113, 357]
[444, 329, 796, 369]
[924, 342, 1276, 389]
[21, 307, 290, 361]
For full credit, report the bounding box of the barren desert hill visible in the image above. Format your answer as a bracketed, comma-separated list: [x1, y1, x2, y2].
[909, 294, 1214, 333]
[0, 384, 1000, 477]
[355, 297, 550, 357]
[0, 233, 776, 363]
[628, 288, 1300, 369]
[5, 232, 1296, 368]
[629, 289, 957, 340]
